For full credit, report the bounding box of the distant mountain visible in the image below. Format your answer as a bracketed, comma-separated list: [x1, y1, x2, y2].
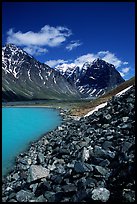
[2, 44, 125, 102]
[55, 58, 125, 98]
[2, 44, 80, 102]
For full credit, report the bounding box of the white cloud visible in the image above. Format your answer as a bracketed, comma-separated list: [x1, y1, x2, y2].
[74, 53, 97, 67]
[118, 67, 130, 78]
[7, 25, 72, 47]
[23, 46, 48, 56]
[98, 51, 122, 68]
[66, 40, 82, 51]
[119, 72, 125, 77]
[121, 67, 130, 73]
[45, 59, 68, 67]
[123, 61, 129, 65]
[53, 51, 124, 69]
[6, 25, 72, 56]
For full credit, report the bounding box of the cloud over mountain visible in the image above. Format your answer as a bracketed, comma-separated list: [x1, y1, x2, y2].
[66, 40, 82, 51]
[6, 25, 72, 55]
[46, 51, 128, 70]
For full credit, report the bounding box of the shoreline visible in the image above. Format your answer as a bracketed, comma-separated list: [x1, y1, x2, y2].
[2, 86, 135, 202]
[2, 107, 73, 178]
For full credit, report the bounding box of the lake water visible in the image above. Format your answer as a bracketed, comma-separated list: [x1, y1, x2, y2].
[2, 107, 62, 176]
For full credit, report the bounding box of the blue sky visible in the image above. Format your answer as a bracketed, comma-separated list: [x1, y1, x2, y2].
[2, 2, 135, 80]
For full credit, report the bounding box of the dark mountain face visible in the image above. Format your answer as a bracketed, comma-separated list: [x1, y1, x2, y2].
[2, 44, 80, 101]
[56, 58, 125, 98]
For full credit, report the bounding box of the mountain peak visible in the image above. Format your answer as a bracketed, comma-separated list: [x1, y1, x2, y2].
[2, 44, 80, 101]
[92, 58, 106, 64]
[3, 43, 21, 51]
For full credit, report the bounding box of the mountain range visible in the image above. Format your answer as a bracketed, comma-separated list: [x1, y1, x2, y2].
[55, 59, 125, 98]
[2, 44, 125, 102]
[2, 44, 80, 101]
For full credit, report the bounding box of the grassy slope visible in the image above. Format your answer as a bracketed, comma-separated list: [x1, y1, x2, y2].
[3, 77, 135, 117]
[70, 76, 135, 116]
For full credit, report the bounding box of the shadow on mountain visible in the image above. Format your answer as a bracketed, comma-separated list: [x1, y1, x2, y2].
[2, 91, 34, 102]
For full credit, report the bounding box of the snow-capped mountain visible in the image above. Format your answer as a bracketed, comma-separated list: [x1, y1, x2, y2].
[2, 44, 80, 101]
[56, 58, 125, 98]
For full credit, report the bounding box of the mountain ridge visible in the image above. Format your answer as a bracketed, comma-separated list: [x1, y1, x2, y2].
[55, 58, 125, 98]
[2, 44, 80, 102]
[2, 44, 125, 102]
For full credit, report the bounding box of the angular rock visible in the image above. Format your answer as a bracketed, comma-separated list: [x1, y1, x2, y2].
[35, 195, 47, 202]
[95, 165, 110, 177]
[122, 189, 135, 202]
[44, 191, 56, 202]
[122, 141, 133, 153]
[103, 114, 112, 121]
[37, 153, 45, 164]
[81, 147, 90, 162]
[62, 183, 76, 192]
[122, 117, 129, 123]
[99, 159, 110, 167]
[102, 141, 112, 150]
[74, 161, 90, 173]
[16, 190, 34, 202]
[94, 145, 107, 157]
[92, 187, 110, 202]
[27, 165, 50, 183]
[8, 199, 17, 202]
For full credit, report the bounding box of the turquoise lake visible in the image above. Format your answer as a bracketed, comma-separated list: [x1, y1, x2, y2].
[2, 107, 62, 176]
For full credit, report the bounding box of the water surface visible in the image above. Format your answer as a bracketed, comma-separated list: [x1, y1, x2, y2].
[2, 107, 61, 176]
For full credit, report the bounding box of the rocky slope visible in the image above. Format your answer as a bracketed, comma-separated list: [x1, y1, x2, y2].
[2, 85, 135, 202]
[55, 59, 125, 98]
[2, 44, 80, 101]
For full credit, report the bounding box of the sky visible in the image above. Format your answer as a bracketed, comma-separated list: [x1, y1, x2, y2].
[2, 2, 135, 80]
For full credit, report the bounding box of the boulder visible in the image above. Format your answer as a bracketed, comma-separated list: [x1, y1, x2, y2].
[16, 190, 34, 202]
[27, 165, 50, 183]
[92, 187, 110, 202]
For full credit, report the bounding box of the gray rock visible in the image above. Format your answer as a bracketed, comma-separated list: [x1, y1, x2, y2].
[122, 189, 135, 202]
[122, 141, 133, 152]
[102, 141, 112, 150]
[29, 183, 38, 193]
[44, 191, 56, 202]
[95, 165, 110, 177]
[8, 199, 17, 202]
[81, 147, 90, 162]
[8, 192, 16, 200]
[122, 117, 129, 123]
[35, 195, 47, 202]
[103, 114, 112, 121]
[86, 178, 97, 187]
[2, 196, 8, 202]
[62, 183, 76, 192]
[99, 159, 110, 167]
[16, 190, 34, 202]
[74, 161, 90, 173]
[27, 165, 50, 182]
[37, 153, 45, 164]
[92, 187, 110, 202]
[94, 145, 107, 157]
[106, 135, 114, 140]
[12, 173, 19, 180]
